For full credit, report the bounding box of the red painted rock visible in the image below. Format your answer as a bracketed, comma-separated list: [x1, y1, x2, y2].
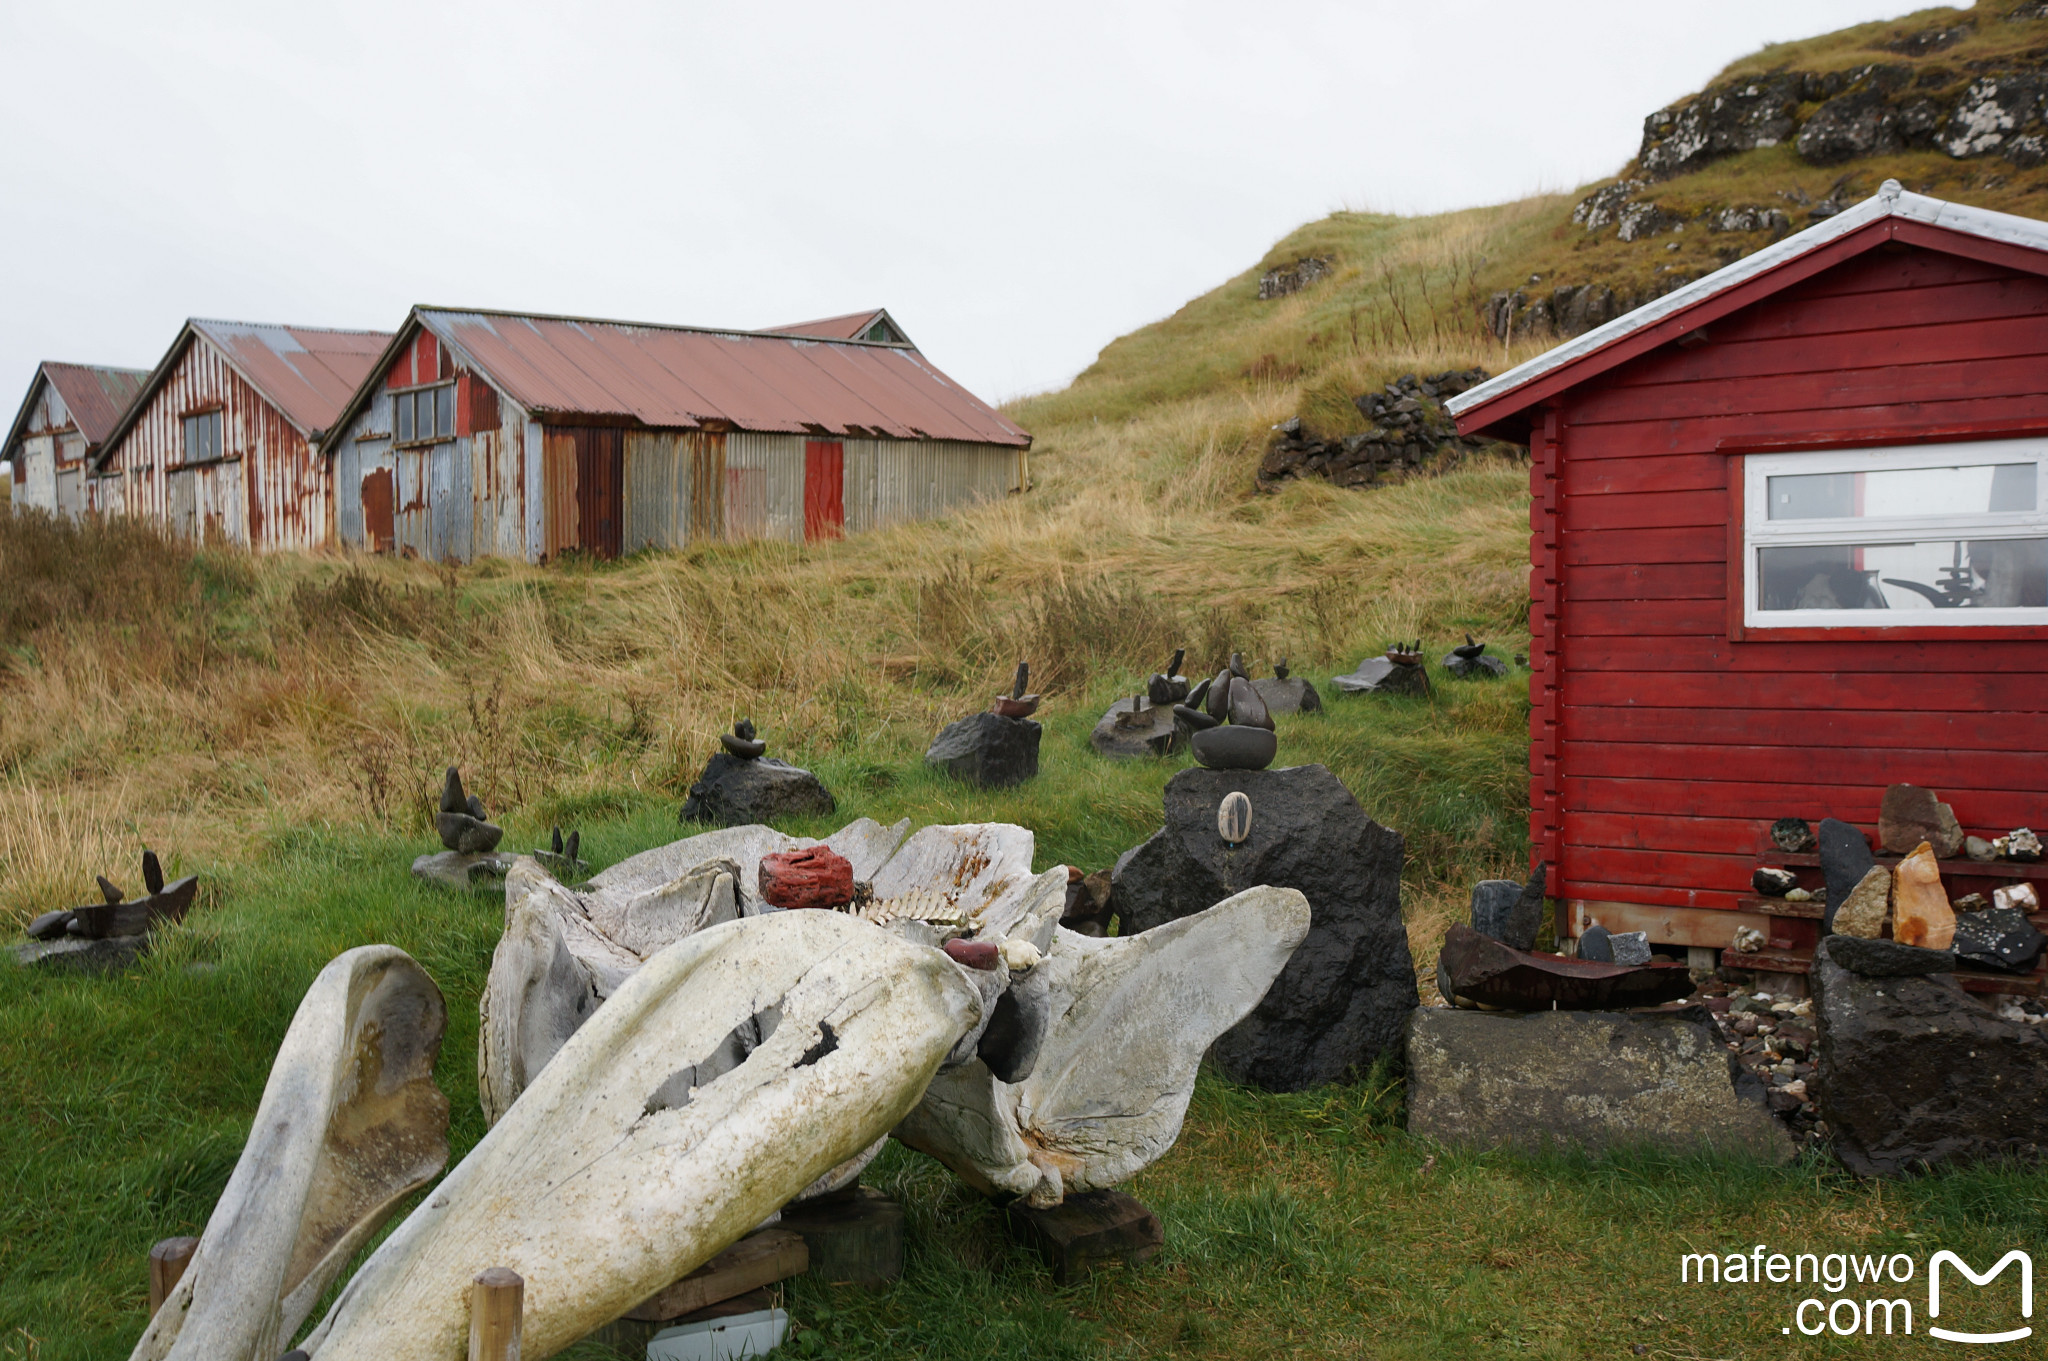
[758, 846, 855, 910]
[944, 939, 1001, 971]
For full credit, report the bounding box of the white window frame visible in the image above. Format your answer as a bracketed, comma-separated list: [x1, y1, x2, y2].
[1744, 438, 2048, 629]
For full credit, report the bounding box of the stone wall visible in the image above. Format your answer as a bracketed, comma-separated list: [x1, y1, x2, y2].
[1258, 257, 1332, 300]
[1257, 369, 1510, 493]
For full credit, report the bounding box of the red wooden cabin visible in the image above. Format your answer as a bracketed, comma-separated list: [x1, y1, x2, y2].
[1450, 181, 2048, 994]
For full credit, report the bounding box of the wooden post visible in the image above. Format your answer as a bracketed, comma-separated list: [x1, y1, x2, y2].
[148, 1237, 198, 1316]
[468, 1267, 523, 1361]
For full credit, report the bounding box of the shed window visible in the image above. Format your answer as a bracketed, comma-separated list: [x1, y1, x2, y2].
[393, 382, 455, 446]
[1744, 440, 2048, 627]
[182, 411, 223, 465]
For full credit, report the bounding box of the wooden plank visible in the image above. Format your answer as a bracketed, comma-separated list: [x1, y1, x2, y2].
[1561, 669, 2043, 712]
[1564, 562, 1726, 602]
[1567, 898, 1771, 948]
[1006, 1189, 1164, 1286]
[1708, 274, 2048, 342]
[1778, 246, 2012, 298]
[1563, 777, 2044, 831]
[1565, 394, 2048, 451]
[1562, 488, 1730, 531]
[1560, 527, 1726, 567]
[1564, 597, 1731, 636]
[1569, 879, 1748, 912]
[1562, 450, 1729, 496]
[1573, 353, 2048, 427]
[1619, 312, 2048, 389]
[1567, 844, 1767, 894]
[1566, 741, 2048, 793]
[1562, 634, 2048, 674]
[777, 1186, 904, 1288]
[623, 1228, 807, 1323]
[1565, 810, 1823, 858]
[1562, 704, 2048, 753]
[1735, 895, 1826, 920]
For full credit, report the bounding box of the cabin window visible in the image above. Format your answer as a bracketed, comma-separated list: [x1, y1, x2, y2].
[181, 410, 223, 465]
[392, 382, 455, 446]
[1744, 440, 2048, 627]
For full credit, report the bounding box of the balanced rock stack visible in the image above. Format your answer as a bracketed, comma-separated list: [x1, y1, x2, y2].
[926, 662, 1042, 788]
[14, 850, 199, 973]
[1173, 654, 1278, 772]
[412, 767, 518, 891]
[1441, 634, 1508, 680]
[1410, 868, 1790, 1160]
[534, 827, 588, 881]
[681, 720, 837, 826]
[1090, 650, 1188, 760]
[1332, 641, 1431, 697]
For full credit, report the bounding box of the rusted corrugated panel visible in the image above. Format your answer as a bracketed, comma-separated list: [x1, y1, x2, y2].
[872, 439, 1021, 529]
[190, 320, 391, 435]
[759, 310, 890, 341]
[624, 430, 685, 552]
[420, 309, 1028, 447]
[39, 363, 149, 447]
[723, 432, 804, 542]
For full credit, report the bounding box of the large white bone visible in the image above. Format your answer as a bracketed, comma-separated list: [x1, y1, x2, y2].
[302, 909, 981, 1361]
[896, 885, 1310, 1206]
[128, 947, 450, 1361]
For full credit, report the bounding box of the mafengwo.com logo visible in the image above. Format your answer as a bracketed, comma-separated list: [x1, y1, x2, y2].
[1680, 1245, 2032, 1342]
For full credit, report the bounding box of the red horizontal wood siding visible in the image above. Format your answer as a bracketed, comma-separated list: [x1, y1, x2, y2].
[1548, 237, 2048, 921]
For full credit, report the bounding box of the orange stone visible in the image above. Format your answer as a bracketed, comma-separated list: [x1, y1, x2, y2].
[1890, 842, 1955, 950]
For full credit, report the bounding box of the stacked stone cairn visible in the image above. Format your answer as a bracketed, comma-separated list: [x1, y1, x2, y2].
[1250, 656, 1321, 715]
[682, 719, 836, 826]
[1332, 641, 1430, 697]
[1409, 868, 1794, 1159]
[1089, 649, 1189, 759]
[1173, 653, 1278, 771]
[412, 767, 518, 892]
[1441, 634, 1508, 680]
[14, 850, 199, 973]
[926, 663, 1042, 788]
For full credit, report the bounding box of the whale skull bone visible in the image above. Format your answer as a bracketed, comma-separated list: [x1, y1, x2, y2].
[302, 910, 981, 1361]
[128, 947, 450, 1361]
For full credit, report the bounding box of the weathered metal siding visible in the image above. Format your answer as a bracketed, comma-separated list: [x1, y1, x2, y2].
[856, 438, 1024, 529]
[18, 435, 56, 512]
[100, 336, 322, 549]
[9, 383, 90, 517]
[723, 431, 805, 543]
[623, 429, 728, 551]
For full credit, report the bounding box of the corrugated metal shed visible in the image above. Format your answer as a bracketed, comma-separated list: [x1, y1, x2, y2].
[4, 362, 149, 458]
[372, 308, 1025, 447]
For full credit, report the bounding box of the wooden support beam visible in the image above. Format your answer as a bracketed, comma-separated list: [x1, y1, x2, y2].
[778, 1186, 904, 1288]
[1568, 899, 1772, 950]
[1006, 1189, 1163, 1285]
[148, 1237, 198, 1316]
[623, 1228, 807, 1322]
[468, 1267, 523, 1361]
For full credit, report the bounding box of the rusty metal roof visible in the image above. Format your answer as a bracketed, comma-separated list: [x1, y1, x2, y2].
[94, 318, 392, 466]
[761, 308, 911, 347]
[387, 307, 1024, 446]
[5, 362, 150, 457]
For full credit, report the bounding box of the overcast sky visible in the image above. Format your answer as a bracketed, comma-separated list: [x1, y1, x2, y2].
[1, 0, 1949, 407]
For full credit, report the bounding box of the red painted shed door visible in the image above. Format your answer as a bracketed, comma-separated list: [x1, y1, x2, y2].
[361, 468, 394, 552]
[805, 439, 845, 541]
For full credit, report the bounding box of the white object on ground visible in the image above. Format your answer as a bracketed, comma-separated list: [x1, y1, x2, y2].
[646, 1307, 788, 1361]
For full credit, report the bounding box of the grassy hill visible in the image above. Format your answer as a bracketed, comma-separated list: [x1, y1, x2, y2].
[11, 8, 2048, 1355]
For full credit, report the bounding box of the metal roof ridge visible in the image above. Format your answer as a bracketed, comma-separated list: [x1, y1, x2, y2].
[413, 304, 914, 349]
[188, 317, 393, 338]
[1442, 182, 2028, 420]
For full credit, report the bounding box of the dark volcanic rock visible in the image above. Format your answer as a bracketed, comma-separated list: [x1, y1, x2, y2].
[1753, 867, 1798, 897]
[1771, 818, 1816, 853]
[1577, 924, 1613, 963]
[1825, 934, 1957, 977]
[1609, 930, 1652, 967]
[12, 934, 149, 973]
[1818, 817, 1876, 935]
[1812, 937, 2048, 1177]
[1440, 649, 1509, 680]
[1952, 906, 2047, 974]
[1638, 74, 1803, 178]
[1112, 764, 1416, 1091]
[681, 753, 837, 825]
[1252, 675, 1322, 715]
[1406, 1007, 1791, 1160]
[1469, 880, 1528, 948]
[1189, 724, 1277, 772]
[1331, 657, 1430, 697]
[925, 712, 1041, 788]
[435, 811, 504, 855]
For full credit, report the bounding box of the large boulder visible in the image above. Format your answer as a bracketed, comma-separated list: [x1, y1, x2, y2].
[925, 713, 1041, 788]
[1406, 1007, 1793, 1160]
[1811, 937, 2048, 1177]
[1818, 816, 1876, 935]
[681, 754, 836, 827]
[1112, 764, 1415, 1091]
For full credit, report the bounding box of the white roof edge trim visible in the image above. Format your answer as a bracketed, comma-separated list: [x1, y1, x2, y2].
[1445, 183, 2048, 421]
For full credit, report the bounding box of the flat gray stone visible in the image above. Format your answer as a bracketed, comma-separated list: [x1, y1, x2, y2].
[12, 935, 149, 973]
[1251, 675, 1322, 715]
[1088, 697, 1183, 759]
[1406, 1007, 1793, 1161]
[411, 850, 518, 892]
